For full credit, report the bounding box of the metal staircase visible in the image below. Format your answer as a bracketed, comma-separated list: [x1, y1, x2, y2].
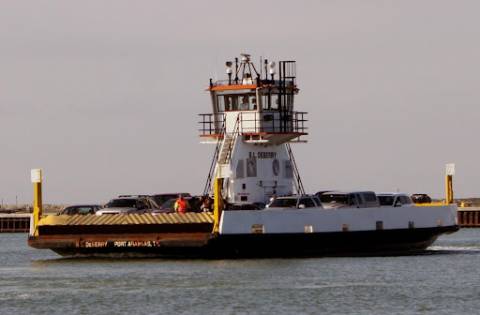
[286, 143, 305, 195]
[218, 134, 234, 164]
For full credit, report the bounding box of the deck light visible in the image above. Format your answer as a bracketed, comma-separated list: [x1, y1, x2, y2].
[269, 61, 276, 80]
[226, 61, 233, 84]
[268, 61, 276, 74]
[31, 169, 42, 183]
[225, 61, 233, 74]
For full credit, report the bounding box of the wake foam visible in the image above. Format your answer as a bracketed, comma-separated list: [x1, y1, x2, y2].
[428, 245, 480, 252]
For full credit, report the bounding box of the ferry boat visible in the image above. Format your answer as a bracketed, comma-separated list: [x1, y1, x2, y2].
[28, 54, 458, 257]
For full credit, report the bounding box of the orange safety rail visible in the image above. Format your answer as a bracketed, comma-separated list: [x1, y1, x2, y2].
[209, 84, 257, 91]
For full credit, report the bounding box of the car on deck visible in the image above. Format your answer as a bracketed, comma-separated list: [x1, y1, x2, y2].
[150, 193, 191, 208]
[267, 195, 322, 209]
[151, 196, 202, 214]
[58, 205, 102, 215]
[96, 195, 159, 215]
[377, 193, 414, 207]
[411, 193, 432, 204]
[318, 191, 380, 209]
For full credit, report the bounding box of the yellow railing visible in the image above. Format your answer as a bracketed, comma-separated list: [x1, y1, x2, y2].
[414, 202, 447, 207]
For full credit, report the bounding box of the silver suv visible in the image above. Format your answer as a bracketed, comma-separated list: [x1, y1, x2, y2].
[319, 191, 380, 209]
[377, 193, 414, 207]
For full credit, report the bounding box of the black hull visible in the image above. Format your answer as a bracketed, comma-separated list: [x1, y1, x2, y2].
[47, 226, 459, 258]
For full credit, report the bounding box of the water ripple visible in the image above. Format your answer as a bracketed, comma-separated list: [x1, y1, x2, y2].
[1, 229, 480, 315]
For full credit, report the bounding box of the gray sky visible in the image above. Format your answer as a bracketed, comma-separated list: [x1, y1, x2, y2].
[1, 0, 479, 204]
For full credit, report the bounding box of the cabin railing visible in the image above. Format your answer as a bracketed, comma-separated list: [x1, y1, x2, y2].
[199, 111, 307, 136]
[198, 113, 225, 136]
[210, 78, 296, 88]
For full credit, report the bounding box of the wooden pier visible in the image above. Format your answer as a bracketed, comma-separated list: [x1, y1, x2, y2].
[457, 207, 480, 227]
[0, 213, 31, 233]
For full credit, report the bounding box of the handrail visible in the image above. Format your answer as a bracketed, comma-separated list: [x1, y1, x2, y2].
[224, 115, 240, 164]
[203, 135, 223, 195]
[199, 111, 307, 136]
[202, 115, 240, 195]
[203, 117, 225, 195]
[210, 78, 295, 87]
[286, 143, 305, 195]
[238, 111, 307, 134]
[219, 115, 240, 199]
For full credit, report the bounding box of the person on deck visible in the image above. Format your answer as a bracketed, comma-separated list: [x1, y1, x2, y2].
[240, 95, 250, 110]
[174, 195, 190, 214]
[200, 196, 213, 212]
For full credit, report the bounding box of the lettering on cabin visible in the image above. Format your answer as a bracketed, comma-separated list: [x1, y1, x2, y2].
[249, 152, 276, 159]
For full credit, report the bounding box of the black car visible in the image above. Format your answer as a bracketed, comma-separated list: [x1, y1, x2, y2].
[411, 194, 432, 204]
[59, 205, 102, 215]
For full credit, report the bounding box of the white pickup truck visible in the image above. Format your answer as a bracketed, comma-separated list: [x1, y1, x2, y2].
[377, 192, 414, 207]
[317, 191, 380, 209]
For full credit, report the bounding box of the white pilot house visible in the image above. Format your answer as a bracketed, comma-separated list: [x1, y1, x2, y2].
[200, 54, 307, 205]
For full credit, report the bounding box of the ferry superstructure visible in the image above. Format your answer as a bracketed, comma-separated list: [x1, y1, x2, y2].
[200, 54, 306, 205]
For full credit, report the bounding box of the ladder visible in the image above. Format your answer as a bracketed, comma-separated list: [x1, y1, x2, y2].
[218, 134, 235, 164]
[203, 116, 240, 195]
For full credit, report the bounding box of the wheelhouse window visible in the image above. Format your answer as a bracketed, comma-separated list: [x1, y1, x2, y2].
[261, 93, 279, 110]
[217, 95, 238, 111]
[260, 92, 293, 111]
[217, 94, 256, 112]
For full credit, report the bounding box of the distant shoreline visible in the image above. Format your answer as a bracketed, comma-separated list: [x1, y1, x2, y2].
[0, 204, 64, 214]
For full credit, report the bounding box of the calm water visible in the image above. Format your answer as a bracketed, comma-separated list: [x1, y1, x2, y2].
[1, 230, 480, 315]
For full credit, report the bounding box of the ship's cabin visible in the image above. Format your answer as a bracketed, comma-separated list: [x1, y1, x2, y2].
[200, 54, 307, 144]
